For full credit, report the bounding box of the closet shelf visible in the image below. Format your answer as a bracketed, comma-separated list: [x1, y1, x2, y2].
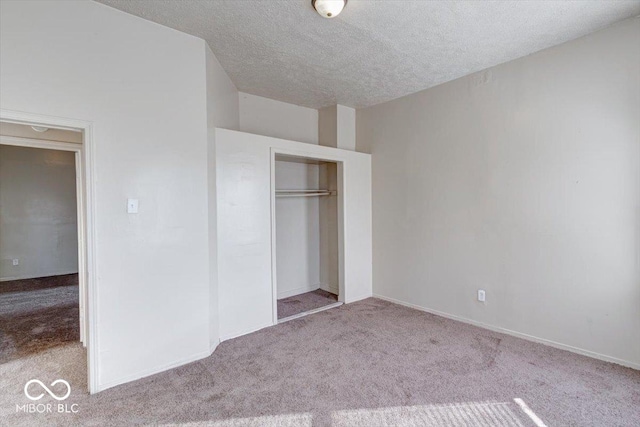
[275, 189, 336, 198]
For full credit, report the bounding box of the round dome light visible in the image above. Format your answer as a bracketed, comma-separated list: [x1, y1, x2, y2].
[312, 0, 346, 19]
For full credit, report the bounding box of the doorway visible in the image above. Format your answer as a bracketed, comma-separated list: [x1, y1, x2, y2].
[271, 152, 345, 323]
[0, 110, 97, 393]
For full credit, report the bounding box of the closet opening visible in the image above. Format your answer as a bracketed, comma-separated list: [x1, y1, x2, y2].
[272, 153, 343, 323]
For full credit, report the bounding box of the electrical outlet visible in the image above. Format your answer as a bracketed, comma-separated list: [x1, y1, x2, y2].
[12, 259, 19, 266]
[477, 289, 486, 302]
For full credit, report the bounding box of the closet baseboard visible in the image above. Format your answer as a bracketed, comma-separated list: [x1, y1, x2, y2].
[319, 283, 338, 295]
[277, 285, 321, 299]
[278, 301, 343, 323]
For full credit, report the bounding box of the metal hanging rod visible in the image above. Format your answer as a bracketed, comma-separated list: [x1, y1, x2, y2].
[275, 189, 336, 198]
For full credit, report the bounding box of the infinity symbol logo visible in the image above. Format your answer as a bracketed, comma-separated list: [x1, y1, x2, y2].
[24, 379, 71, 401]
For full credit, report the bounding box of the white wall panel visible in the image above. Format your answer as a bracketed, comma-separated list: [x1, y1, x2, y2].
[239, 93, 318, 144]
[206, 42, 239, 351]
[215, 129, 371, 340]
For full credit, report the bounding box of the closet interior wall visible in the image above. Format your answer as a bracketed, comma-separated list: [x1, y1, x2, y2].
[275, 157, 338, 299]
[319, 162, 338, 295]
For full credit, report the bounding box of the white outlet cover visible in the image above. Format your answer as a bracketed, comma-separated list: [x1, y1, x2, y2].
[12, 259, 19, 266]
[478, 289, 486, 302]
[127, 198, 139, 214]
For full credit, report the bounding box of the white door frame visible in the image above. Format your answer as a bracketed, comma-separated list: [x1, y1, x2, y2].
[270, 147, 346, 325]
[0, 109, 98, 394]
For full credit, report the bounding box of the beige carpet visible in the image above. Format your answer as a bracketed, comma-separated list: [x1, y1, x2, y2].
[1, 298, 639, 426]
[277, 289, 338, 319]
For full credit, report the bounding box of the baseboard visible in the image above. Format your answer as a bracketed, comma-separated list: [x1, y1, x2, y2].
[210, 338, 220, 354]
[0, 270, 79, 282]
[96, 348, 212, 393]
[345, 292, 373, 304]
[277, 284, 320, 299]
[373, 294, 640, 371]
[319, 282, 339, 295]
[278, 283, 340, 299]
[278, 301, 343, 323]
[220, 321, 273, 342]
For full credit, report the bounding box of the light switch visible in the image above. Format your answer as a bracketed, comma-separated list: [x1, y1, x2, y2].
[127, 198, 139, 214]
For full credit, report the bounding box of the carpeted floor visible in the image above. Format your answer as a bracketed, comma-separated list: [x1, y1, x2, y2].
[0, 274, 79, 364]
[1, 298, 639, 426]
[278, 289, 338, 319]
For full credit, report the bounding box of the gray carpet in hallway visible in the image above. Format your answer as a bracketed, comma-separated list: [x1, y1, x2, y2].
[278, 289, 338, 319]
[0, 274, 79, 364]
[1, 298, 639, 426]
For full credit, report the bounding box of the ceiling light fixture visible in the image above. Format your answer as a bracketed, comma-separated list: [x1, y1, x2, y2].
[312, 0, 346, 19]
[31, 126, 49, 133]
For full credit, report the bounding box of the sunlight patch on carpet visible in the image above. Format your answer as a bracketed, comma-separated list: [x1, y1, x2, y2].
[331, 401, 534, 427]
[155, 413, 312, 427]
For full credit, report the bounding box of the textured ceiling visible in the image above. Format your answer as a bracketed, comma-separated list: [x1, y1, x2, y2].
[95, 0, 640, 109]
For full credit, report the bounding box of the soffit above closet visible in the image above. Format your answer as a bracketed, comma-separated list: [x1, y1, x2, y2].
[95, 0, 640, 109]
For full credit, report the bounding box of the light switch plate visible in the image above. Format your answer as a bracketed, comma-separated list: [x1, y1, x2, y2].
[127, 198, 139, 214]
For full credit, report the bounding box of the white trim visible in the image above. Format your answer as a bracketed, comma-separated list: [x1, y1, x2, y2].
[84, 120, 99, 394]
[220, 322, 273, 342]
[0, 115, 86, 133]
[373, 294, 640, 370]
[75, 149, 87, 347]
[0, 135, 81, 151]
[0, 109, 99, 394]
[0, 271, 79, 282]
[97, 349, 211, 393]
[336, 161, 346, 303]
[345, 293, 372, 304]
[270, 150, 278, 326]
[278, 301, 343, 323]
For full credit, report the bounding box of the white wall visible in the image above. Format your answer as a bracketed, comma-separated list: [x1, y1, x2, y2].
[357, 17, 640, 368]
[319, 104, 356, 151]
[319, 162, 339, 294]
[215, 129, 372, 340]
[239, 92, 318, 144]
[1, 0, 213, 390]
[206, 44, 239, 351]
[336, 105, 356, 151]
[275, 160, 321, 298]
[319, 105, 337, 147]
[237, 93, 335, 301]
[206, 46, 239, 132]
[238, 93, 324, 300]
[0, 145, 78, 281]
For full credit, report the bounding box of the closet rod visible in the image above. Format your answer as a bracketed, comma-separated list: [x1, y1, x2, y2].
[276, 189, 332, 193]
[276, 194, 330, 198]
[275, 190, 335, 198]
